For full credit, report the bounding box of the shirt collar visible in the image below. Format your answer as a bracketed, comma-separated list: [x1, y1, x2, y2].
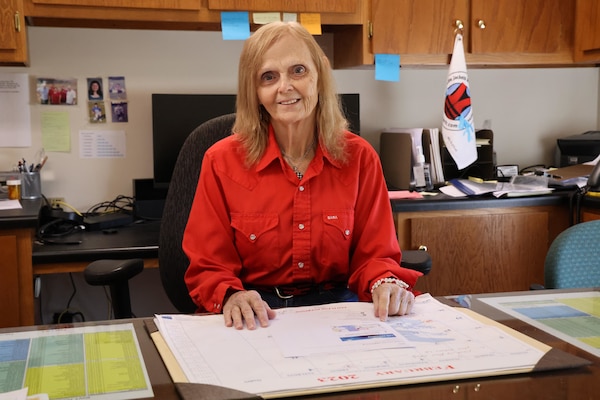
[256, 124, 342, 174]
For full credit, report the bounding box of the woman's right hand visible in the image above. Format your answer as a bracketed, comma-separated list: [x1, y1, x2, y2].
[223, 290, 277, 329]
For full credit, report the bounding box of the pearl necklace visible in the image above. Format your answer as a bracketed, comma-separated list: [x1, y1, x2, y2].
[281, 138, 316, 180]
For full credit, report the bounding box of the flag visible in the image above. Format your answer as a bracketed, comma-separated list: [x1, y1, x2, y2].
[442, 33, 477, 170]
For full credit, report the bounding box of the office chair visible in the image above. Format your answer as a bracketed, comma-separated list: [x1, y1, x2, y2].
[85, 113, 432, 317]
[541, 219, 600, 289]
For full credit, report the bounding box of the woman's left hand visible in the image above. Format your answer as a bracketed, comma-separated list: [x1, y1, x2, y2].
[371, 283, 415, 321]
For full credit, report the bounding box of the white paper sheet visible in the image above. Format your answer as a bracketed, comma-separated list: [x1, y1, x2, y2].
[155, 294, 546, 397]
[0, 73, 31, 147]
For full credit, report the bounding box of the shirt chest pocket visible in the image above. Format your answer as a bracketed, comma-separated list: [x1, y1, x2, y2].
[230, 213, 280, 269]
[317, 210, 354, 267]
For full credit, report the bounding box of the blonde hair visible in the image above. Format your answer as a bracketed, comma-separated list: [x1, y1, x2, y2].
[233, 21, 349, 165]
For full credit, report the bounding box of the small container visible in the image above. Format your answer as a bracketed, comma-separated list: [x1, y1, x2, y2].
[20, 171, 42, 199]
[7, 179, 21, 200]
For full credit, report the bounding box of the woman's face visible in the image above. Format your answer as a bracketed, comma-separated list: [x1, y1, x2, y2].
[256, 34, 319, 128]
[91, 82, 99, 92]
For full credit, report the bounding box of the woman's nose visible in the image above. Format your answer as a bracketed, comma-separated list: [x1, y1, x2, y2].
[278, 74, 293, 92]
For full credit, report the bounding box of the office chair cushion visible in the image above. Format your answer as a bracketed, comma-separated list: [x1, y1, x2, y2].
[544, 219, 600, 289]
[159, 113, 236, 313]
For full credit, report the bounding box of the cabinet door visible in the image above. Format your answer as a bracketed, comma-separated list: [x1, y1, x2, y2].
[25, 0, 216, 24]
[208, 0, 357, 13]
[469, 0, 572, 54]
[399, 210, 549, 296]
[574, 0, 600, 62]
[29, 0, 201, 10]
[0, 233, 22, 328]
[371, 0, 469, 55]
[0, 0, 28, 65]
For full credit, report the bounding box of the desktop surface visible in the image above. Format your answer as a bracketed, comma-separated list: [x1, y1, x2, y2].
[32, 219, 160, 264]
[1, 289, 596, 400]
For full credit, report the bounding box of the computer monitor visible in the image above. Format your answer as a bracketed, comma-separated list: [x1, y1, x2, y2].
[151, 93, 360, 188]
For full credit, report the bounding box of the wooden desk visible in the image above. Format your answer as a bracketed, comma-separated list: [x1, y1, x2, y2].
[32, 219, 160, 274]
[0, 208, 159, 328]
[0, 289, 597, 399]
[0, 199, 42, 328]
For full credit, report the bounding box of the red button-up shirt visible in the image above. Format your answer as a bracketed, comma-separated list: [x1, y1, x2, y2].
[183, 126, 421, 313]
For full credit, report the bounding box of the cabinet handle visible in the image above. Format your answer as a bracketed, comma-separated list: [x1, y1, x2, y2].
[418, 245, 428, 252]
[477, 19, 486, 29]
[454, 19, 464, 30]
[14, 11, 21, 33]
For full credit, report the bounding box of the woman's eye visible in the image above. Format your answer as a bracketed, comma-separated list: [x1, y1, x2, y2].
[261, 72, 276, 82]
[293, 65, 307, 75]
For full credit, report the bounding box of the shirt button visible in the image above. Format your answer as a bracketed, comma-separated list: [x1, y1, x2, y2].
[298, 224, 305, 230]
[298, 262, 305, 268]
[249, 233, 257, 241]
[299, 185, 305, 191]
[344, 229, 351, 236]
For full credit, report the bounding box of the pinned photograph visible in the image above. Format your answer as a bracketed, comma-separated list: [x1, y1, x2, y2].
[111, 102, 128, 123]
[88, 101, 106, 123]
[108, 76, 127, 100]
[87, 77, 103, 101]
[36, 78, 78, 105]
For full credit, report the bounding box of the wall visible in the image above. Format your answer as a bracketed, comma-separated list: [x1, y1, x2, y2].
[1, 26, 599, 322]
[0, 27, 598, 210]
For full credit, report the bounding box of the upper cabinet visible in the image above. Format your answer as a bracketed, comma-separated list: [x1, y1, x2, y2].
[22, 0, 367, 68]
[0, 0, 28, 66]
[24, 0, 222, 27]
[372, 0, 598, 66]
[207, 0, 357, 14]
[9, 0, 599, 68]
[574, 0, 600, 63]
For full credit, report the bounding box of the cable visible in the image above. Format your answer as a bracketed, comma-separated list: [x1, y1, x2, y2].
[85, 195, 135, 217]
[54, 273, 86, 324]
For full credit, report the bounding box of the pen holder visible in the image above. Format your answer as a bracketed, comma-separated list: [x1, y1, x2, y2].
[20, 171, 42, 199]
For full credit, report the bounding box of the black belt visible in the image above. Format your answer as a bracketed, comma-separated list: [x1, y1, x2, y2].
[250, 282, 347, 299]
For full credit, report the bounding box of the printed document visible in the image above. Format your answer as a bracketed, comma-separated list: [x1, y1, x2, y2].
[154, 294, 547, 397]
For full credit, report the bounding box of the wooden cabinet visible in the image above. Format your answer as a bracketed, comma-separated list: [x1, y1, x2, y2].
[371, 0, 577, 66]
[24, 0, 222, 27]
[22, 0, 368, 68]
[207, 0, 357, 14]
[0, 0, 28, 66]
[574, 0, 600, 63]
[395, 205, 570, 296]
[0, 228, 35, 328]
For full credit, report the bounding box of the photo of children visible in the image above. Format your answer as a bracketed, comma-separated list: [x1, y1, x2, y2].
[36, 78, 78, 105]
[88, 102, 106, 123]
[108, 76, 127, 100]
[111, 102, 128, 122]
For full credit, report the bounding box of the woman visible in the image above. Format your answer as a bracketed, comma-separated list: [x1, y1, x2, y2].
[183, 21, 421, 330]
[88, 80, 103, 100]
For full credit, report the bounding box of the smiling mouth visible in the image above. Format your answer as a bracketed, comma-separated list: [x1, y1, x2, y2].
[279, 99, 300, 105]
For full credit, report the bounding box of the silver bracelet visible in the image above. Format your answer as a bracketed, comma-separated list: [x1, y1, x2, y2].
[370, 277, 409, 294]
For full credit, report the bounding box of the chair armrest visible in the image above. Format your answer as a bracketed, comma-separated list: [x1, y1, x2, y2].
[401, 250, 432, 276]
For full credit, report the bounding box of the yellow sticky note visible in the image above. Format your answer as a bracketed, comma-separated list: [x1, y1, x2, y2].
[253, 12, 281, 24]
[300, 13, 321, 35]
[41, 111, 71, 152]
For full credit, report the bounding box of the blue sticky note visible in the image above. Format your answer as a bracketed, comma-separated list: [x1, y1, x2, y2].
[375, 54, 400, 82]
[221, 11, 250, 40]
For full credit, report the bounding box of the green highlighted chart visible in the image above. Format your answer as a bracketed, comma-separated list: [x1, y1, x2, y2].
[480, 291, 600, 358]
[0, 323, 152, 399]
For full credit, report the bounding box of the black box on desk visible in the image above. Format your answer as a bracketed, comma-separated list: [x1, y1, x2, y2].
[133, 178, 168, 220]
[556, 131, 600, 167]
[440, 129, 494, 181]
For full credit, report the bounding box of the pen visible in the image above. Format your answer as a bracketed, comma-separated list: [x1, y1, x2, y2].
[34, 155, 48, 172]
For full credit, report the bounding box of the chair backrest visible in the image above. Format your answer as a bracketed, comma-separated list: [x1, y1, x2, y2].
[158, 113, 236, 312]
[544, 219, 600, 289]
